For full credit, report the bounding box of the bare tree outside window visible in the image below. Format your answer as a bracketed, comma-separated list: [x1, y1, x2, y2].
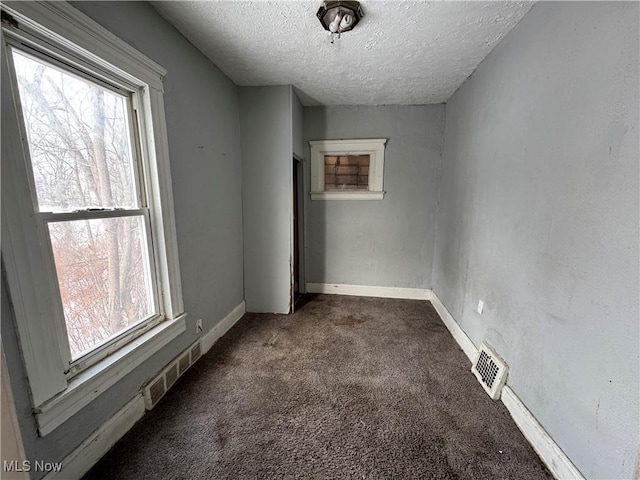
[12, 50, 156, 359]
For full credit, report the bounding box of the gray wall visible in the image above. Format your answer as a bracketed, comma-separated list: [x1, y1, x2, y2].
[2, 2, 244, 477]
[240, 86, 293, 313]
[304, 106, 444, 289]
[432, 2, 639, 478]
[292, 90, 304, 159]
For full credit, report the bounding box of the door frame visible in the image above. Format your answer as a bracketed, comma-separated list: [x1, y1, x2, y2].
[290, 154, 305, 312]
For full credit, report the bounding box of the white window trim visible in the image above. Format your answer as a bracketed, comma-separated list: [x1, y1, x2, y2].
[34, 317, 185, 436]
[309, 138, 387, 200]
[1, 1, 185, 435]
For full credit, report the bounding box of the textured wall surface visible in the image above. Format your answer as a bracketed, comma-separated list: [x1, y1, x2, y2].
[432, 2, 639, 478]
[151, 1, 533, 106]
[2, 2, 244, 477]
[304, 105, 444, 289]
[240, 86, 293, 314]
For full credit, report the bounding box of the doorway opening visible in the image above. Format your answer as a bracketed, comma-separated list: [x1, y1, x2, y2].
[291, 155, 304, 312]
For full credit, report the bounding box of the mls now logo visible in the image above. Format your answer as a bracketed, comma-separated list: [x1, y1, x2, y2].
[3, 460, 62, 473]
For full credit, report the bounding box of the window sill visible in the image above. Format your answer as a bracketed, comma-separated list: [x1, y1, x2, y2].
[35, 314, 187, 436]
[310, 191, 385, 201]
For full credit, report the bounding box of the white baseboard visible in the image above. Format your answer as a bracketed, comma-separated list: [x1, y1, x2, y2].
[429, 293, 477, 362]
[501, 386, 584, 479]
[429, 291, 584, 480]
[44, 395, 145, 480]
[201, 301, 246, 354]
[306, 283, 432, 300]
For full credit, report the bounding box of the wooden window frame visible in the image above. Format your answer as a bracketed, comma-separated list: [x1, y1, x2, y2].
[309, 139, 387, 200]
[1, 1, 185, 436]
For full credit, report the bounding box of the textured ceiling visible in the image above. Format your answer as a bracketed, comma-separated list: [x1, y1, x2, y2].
[151, 1, 534, 106]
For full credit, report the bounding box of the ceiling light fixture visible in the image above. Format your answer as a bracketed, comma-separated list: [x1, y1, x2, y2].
[317, 1, 364, 42]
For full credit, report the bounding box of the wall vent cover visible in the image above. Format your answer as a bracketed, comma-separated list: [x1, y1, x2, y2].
[190, 343, 202, 362]
[472, 342, 508, 400]
[143, 339, 203, 410]
[165, 363, 178, 389]
[148, 377, 165, 407]
[178, 352, 190, 376]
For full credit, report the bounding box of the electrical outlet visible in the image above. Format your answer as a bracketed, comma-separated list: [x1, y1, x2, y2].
[477, 300, 484, 315]
[196, 319, 202, 333]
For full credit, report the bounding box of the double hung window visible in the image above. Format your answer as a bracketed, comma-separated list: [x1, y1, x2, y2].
[1, 3, 184, 435]
[10, 45, 160, 367]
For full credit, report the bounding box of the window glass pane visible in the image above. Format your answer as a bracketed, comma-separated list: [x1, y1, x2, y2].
[11, 49, 138, 212]
[48, 216, 156, 359]
[324, 154, 370, 190]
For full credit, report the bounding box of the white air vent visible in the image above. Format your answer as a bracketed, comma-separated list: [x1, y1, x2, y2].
[143, 339, 202, 410]
[472, 342, 508, 400]
[165, 363, 178, 389]
[177, 352, 190, 376]
[191, 342, 201, 362]
[147, 376, 165, 407]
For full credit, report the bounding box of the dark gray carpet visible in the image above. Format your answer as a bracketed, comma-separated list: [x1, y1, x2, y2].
[84, 294, 552, 479]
